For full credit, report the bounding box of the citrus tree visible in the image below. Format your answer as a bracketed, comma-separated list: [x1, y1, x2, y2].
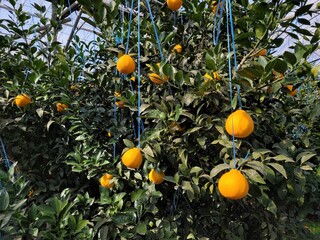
[0, 0, 320, 239]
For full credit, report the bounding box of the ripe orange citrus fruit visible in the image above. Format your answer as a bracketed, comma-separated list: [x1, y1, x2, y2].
[100, 173, 115, 188]
[172, 44, 182, 53]
[56, 103, 68, 112]
[149, 63, 169, 84]
[149, 73, 169, 84]
[204, 71, 221, 82]
[218, 169, 249, 200]
[212, 1, 223, 13]
[167, 0, 182, 11]
[286, 85, 298, 96]
[121, 147, 143, 169]
[225, 109, 254, 138]
[149, 169, 165, 184]
[258, 49, 267, 56]
[116, 100, 125, 108]
[116, 54, 136, 74]
[14, 94, 31, 107]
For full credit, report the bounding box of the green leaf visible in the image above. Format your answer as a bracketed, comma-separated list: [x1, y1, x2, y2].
[68, 215, 77, 231]
[182, 93, 197, 106]
[190, 166, 203, 175]
[268, 155, 294, 162]
[255, 23, 266, 40]
[205, 51, 216, 70]
[123, 139, 135, 148]
[258, 192, 277, 215]
[273, 59, 287, 74]
[283, 51, 297, 66]
[311, 65, 320, 78]
[136, 222, 147, 235]
[0, 190, 10, 211]
[131, 189, 147, 202]
[297, 18, 310, 25]
[182, 181, 194, 202]
[112, 212, 136, 225]
[267, 163, 287, 179]
[246, 161, 266, 176]
[294, 4, 313, 17]
[297, 152, 316, 165]
[311, 27, 320, 44]
[300, 165, 313, 171]
[210, 164, 230, 178]
[76, 219, 89, 233]
[242, 169, 266, 184]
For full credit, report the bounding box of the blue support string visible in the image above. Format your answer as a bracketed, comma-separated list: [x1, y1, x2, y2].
[137, 0, 141, 148]
[227, 0, 242, 109]
[145, 0, 164, 60]
[125, 0, 135, 54]
[213, 0, 225, 45]
[226, 0, 237, 167]
[0, 138, 11, 171]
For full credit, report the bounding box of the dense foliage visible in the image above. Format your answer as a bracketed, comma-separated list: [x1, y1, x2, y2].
[0, 0, 320, 239]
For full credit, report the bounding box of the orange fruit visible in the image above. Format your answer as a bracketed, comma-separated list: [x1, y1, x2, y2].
[121, 147, 143, 169]
[149, 73, 169, 84]
[14, 94, 31, 107]
[255, 49, 267, 57]
[204, 71, 221, 82]
[148, 169, 165, 184]
[272, 70, 284, 80]
[218, 169, 249, 200]
[172, 44, 182, 53]
[167, 0, 182, 11]
[116, 54, 136, 74]
[204, 73, 212, 80]
[100, 173, 115, 189]
[56, 103, 68, 112]
[212, 2, 223, 13]
[149, 63, 169, 84]
[213, 71, 221, 80]
[225, 109, 254, 138]
[286, 85, 298, 96]
[116, 100, 125, 108]
[114, 91, 121, 98]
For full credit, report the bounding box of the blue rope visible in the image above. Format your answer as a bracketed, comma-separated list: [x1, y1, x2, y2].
[145, 0, 164, 60]
[213, 0, 225, 45]
[137, 0, 141, 148]
[226, 0, 237, 167]
[0, 138, 11, 171]
[237, 150, 251, 169]
[125, 0, 135, 54]
[227, 0, 242, 109]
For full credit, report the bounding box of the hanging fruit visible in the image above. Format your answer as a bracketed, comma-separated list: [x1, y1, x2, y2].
[167, 0, 182, 11]
[121, 148, 143, 169]
[148, 169, 165, 184]
[286, 85, 298, 96]
[218, 169, 249, 200]
[14, 94, 31, 107]
[100, 173, 115, 189]
[56, 103, 68, 112]
[225, 109, 254, 138]
[116, 54, 136, 74]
